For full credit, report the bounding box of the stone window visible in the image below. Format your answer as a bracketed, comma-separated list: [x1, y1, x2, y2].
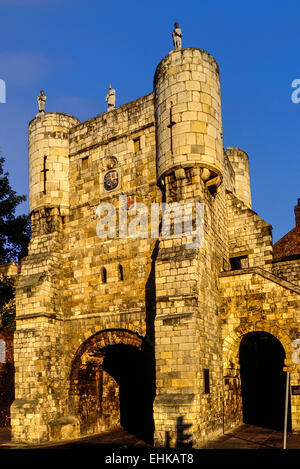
[229, 255, 249, 271]
[0, 340, 6, 364]
[82, 156, 89, 170]
[101, 267, 107, 284]
[118, 264, 124, 281]
[204, 369, 210, 394]
[133, 137, 141, 153]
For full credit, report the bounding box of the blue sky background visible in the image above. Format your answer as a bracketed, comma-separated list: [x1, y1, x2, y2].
[0, 0, 299, 242]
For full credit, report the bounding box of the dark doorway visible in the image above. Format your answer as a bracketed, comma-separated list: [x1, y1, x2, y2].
[102, 344, 155, 443]
[70, 340, 155, 444]
[239, 332, 292, 432]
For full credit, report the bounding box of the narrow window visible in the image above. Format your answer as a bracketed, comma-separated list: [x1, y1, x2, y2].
[118, 264, 124, 281]
[101, 267, 107, 284]
[82, 156, 89, 170]
[133, 137, 141, 153]
[0, 340, 6, 364]
[204, 369, 210, 394]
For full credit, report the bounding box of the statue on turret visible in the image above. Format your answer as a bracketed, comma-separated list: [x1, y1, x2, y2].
[172, 22, 182, 49]
[105, 84, 116, 112]
[37, 90, 46, 113]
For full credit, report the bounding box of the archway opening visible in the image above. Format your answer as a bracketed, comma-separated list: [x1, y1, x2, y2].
[103, 344, 154, 442]
[70, 332, 155, 443]
[239, 331, 292, 432]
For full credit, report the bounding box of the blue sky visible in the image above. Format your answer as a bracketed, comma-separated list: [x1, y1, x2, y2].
[0, 0, 299, 242]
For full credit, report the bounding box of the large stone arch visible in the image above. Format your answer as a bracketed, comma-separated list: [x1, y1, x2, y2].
[68, 328, 155, 442]
[70, 328, 144, 371]
[64, 320, 146, 374]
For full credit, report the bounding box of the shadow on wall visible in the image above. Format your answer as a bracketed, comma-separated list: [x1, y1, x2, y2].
[165, 416, 193, 448]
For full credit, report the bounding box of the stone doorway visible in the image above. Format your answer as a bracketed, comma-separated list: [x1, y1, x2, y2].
[239, 331, 292, 432]
[69, 330, 155, 443]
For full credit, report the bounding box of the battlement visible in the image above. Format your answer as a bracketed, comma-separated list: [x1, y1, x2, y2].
[226, 146, 252, 208]
[69, 92, 154, 157]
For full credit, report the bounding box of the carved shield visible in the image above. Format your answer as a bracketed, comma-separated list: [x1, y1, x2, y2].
[104, 169, 119, 191]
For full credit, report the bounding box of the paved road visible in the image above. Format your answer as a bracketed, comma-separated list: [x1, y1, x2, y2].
[0, 424, 299, 450]
[202, 424, 300, 450]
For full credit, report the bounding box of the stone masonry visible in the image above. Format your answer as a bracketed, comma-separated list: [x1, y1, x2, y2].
[9, 43, 300, 446]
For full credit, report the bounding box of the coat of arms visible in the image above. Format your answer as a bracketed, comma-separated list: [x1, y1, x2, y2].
[104, 169, 119, 191]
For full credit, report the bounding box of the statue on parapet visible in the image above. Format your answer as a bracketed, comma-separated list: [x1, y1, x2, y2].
[105, 84, 116, 111]
[172, 22, 182, 49]
[37, 90, 46, 113]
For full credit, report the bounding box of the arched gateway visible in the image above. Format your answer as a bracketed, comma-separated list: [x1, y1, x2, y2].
[239, 331, 292, 432]
[69, 329, 155, 443]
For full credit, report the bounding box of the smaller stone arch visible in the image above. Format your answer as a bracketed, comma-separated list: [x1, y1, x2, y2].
[222, 322, 294, 432]
[223, 321, 293, 372]
[239, 331, 292, 431]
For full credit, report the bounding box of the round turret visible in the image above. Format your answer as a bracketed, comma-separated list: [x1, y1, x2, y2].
[28, 112, 79, 215]
[154, 48, 224, 187]
[226, 147, 252, 208]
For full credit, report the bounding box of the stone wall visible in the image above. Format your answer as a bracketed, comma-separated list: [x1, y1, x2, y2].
[226, 191, 273, 268]
[273, 258, 300, 286]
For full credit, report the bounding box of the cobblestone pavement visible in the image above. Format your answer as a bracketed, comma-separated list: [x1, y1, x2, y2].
[0, 424, 299, 450]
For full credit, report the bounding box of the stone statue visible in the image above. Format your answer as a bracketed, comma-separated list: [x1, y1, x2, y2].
[172, 22, 182, 49]
[105, 84, 116, 111]
[37, 90, 46, 113]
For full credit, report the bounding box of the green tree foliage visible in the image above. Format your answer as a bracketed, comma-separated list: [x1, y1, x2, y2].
[0, 155, 30, 263]
[0, 153, 30, 330]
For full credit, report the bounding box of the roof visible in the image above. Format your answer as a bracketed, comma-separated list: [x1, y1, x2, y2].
[273, 199, 300, 260]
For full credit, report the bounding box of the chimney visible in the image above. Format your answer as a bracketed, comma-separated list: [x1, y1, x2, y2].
[295, 198, 300, 227]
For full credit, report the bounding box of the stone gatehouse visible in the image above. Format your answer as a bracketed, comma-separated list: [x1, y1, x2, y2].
[10, 40, 300, 446]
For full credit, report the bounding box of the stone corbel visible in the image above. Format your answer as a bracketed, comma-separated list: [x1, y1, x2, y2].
[201, 167, 222, 195]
